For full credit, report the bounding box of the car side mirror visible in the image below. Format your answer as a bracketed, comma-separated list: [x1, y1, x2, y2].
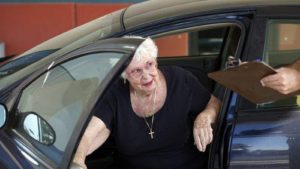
[23, 113, 56, 145]
[0, 104, 6, 128]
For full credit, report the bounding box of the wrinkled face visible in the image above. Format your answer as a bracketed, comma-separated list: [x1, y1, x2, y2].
[125, 54, 159, 93]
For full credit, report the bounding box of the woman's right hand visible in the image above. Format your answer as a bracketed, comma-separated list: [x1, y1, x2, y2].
[193, 113, 213, 152]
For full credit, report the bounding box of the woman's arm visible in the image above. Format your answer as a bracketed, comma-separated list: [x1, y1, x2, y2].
[73, 116, 111, 169]
[193, 95, 221, 152]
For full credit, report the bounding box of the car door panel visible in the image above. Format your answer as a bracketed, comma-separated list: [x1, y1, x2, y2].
[230, 109, 300, 169]
[227, 6, 300, 169]
[0, 38, 143, 169]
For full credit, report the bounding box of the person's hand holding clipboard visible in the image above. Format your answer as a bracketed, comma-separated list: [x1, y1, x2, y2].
[208, 61, 300, 104]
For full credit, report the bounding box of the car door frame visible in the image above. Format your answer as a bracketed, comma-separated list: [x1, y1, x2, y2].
[227, 6, 300, 169]
[120, 9, 254, 169]
[3, 38, 144, 169]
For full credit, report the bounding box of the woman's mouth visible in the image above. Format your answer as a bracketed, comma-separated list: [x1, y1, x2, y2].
[142, 80, 153, 87]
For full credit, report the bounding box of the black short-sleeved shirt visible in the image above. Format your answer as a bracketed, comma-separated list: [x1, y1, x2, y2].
[94, 66, 211, 169]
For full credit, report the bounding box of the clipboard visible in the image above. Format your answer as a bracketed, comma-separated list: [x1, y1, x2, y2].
[208, 61, 298, 104]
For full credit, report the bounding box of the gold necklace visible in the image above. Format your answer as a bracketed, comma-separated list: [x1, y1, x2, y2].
[144, 88, 156, 139]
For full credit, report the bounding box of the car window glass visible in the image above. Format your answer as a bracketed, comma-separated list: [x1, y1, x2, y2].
[16, 52, 124, 166]
[0, 49, 58, 79]
[155, 27, 227, 57]
[0, 104, 6, 128]
[260, 20, 300, 108]
[155, 25, 241, 98]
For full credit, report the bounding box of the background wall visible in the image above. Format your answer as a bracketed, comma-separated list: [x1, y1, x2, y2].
[0, 0, 144, 57]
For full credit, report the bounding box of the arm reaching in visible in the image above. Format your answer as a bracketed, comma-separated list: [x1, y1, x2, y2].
[193, 95, 221, 152]
[261, 67, 300, 94]
[260, 59, 300, 94]
[72, 116, 111, 169]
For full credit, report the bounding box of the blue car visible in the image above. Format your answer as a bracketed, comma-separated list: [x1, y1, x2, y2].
[1, 0, 300, 168]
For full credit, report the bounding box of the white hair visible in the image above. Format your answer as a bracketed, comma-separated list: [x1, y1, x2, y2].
[121, 36, 158, 79]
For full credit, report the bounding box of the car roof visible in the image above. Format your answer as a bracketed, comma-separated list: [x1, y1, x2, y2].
[123, 0, 300, 29]
[19, 0, 300, 57]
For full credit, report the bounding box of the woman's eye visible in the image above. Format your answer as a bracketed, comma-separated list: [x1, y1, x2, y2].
[132, 69, 142, 74]
[147, 62, 153, 68]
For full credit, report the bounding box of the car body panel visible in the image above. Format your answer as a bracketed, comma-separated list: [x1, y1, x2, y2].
[230, 109, 300, 169]
[123, 0, 300, 30]
[0, 1, 300, 169]
[223, 6, 300, 169]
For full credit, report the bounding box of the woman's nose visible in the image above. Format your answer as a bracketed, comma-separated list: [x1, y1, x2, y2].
[141, 70, 151, 80]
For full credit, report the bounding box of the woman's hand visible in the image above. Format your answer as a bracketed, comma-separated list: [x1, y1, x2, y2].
[193, 96, 221, 152]
[71, 116, 110, 169]
[70, 160, 87, 169]
[72, 150, 88, 169]
[193, 114, 213, 152]
[261, 67, 300, 94]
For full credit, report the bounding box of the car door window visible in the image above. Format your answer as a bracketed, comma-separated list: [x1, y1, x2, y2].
[16, 52, 123, 166]
[260, 20, 300, 108]
[154, 27, 228, 58]
[155, 24, 241, 95]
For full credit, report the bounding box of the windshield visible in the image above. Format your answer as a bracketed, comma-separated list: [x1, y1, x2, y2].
[0, 9, 122, 91]
[0, 49, 58, 78]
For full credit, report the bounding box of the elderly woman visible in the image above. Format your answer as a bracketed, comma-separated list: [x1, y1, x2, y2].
[73, 37, 221, 169]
